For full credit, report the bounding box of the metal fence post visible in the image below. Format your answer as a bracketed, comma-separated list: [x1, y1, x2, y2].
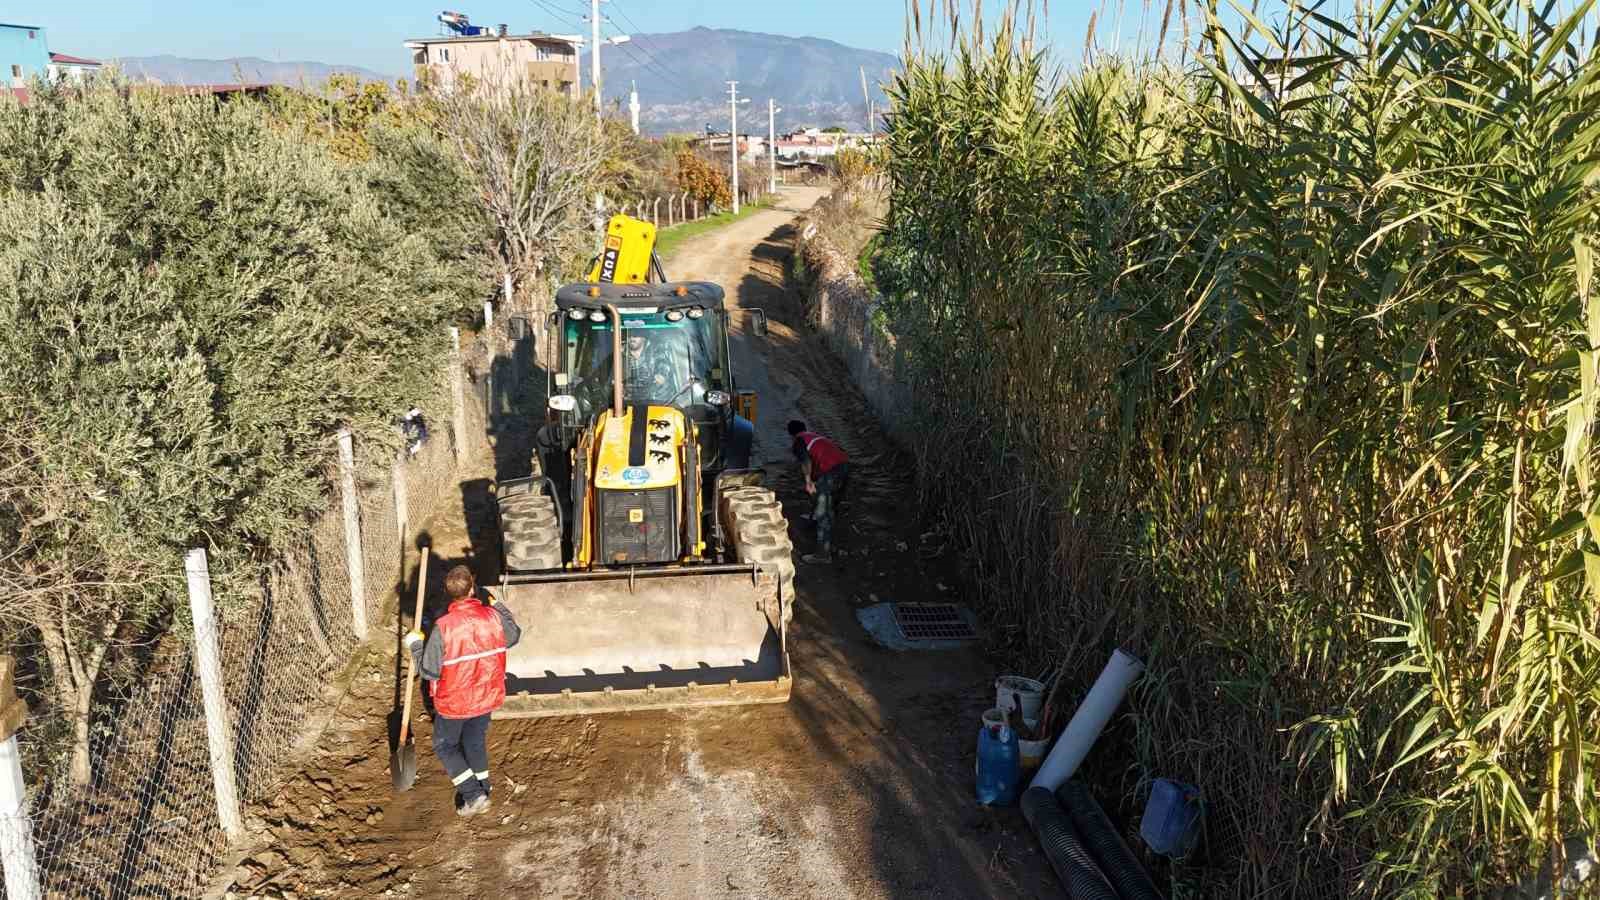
[450, 327, 468, 460]
[183, 549, 244, 843]
[0, 657, 39, 900]
[337, 428, 368, 640]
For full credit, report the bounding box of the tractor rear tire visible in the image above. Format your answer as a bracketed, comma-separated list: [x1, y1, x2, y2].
[719, 485, 796, 626]
[500, 486, 563, 574]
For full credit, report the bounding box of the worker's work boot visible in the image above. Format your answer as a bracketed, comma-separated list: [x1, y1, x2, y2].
[458, 794, 491, 817]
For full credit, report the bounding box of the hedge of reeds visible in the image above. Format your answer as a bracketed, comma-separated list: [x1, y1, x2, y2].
[879, 2, 1600, 895]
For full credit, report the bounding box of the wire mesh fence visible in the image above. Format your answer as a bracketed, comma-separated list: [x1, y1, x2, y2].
[0, 339, 482, 900]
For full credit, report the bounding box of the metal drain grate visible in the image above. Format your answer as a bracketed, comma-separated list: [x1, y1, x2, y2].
[892, 603, 977, 642]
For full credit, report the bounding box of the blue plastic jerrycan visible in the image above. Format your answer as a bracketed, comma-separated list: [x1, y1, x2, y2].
[975, 713, 1021, 806]
[1141, 777, 1203, 857]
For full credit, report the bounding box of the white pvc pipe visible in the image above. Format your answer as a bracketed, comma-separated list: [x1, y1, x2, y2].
[1031, 649, 1144, 792]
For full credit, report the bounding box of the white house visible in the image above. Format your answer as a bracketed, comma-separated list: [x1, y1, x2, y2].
[47, 51, 99, 82]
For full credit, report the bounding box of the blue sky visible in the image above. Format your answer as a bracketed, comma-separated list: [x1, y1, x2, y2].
[14, 1, 1109, 77]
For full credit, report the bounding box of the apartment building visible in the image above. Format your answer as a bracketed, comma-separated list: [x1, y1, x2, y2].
[405, 27, 579, 99]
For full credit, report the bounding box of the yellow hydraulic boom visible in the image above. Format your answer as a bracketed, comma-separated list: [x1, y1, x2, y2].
[586, 214, 662, 284]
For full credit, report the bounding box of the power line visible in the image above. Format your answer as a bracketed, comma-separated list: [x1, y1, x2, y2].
[597, 12, 703, 99]
[530, 0, 659, 105]
[582, 16, 696, 98]
[607, 28, 697, 96]
[544, 0, 588, 17]
[599, 0, 698, 90]
[528, 0, 702, 109]
[535, 0, 589, 20]
[603, 0, 650, 38]
[528, 0, 583, 32]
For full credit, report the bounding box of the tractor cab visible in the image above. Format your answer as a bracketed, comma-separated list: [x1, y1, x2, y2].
[549, 281, 763, 473]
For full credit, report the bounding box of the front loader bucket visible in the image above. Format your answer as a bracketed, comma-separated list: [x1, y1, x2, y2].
[494, 566, 791, 717]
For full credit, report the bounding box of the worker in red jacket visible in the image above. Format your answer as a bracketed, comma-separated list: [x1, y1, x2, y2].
[404, 565, 521, 817]
[788, 419, 850, 564]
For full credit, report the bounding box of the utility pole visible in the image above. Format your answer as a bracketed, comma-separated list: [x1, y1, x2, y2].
[768, 98, 781, 193]
[591, 0, 602, 123]
[728, 81, 740, 214]
[629, 80, 640, 135]
[860, 66, 871, 133]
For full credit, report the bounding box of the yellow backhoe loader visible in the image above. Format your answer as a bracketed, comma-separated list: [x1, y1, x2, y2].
[491, 214, 794, 716]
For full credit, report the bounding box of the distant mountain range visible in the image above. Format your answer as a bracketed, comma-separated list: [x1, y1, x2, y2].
[587, 27, 900, 134]
[110, 27, 901, 135]
[111, 55, 390, 87]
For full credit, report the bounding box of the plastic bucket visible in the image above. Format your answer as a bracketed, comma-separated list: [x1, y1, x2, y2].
[1018, 736, 1050, 773]
[996, 676, 1045, 721]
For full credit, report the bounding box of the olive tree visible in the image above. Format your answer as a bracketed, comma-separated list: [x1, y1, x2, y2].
[0, 80, 481, 789]
[429, 71, 618, 308]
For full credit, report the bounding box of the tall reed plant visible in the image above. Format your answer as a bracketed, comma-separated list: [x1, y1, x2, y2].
[882, 1, 1600, 894]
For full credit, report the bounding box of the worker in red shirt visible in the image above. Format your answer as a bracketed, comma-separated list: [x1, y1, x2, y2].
[787, 420, 850, 564]
[404, 565, 521, 817]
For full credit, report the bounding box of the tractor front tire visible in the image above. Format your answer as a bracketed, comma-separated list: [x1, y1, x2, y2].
[719, 485, 797, 626]
[499, 485, 563, 574]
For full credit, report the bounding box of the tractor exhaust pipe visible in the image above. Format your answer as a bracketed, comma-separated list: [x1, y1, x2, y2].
[607, 303, 623, 417]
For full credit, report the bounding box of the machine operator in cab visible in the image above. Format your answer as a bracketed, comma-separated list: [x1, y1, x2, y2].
[622, 330, 680, 402]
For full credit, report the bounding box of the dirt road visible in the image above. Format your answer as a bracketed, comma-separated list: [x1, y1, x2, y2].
[222, 187, 1059, 899]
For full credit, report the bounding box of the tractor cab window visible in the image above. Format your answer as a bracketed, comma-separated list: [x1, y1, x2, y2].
[564, 308, 727, 413]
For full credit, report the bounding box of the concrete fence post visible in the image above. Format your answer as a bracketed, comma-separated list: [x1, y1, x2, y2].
[653, 197, 661, 224]
[668, 195, 676, 226]
[392, 454, 411, 580]
[0, 657, 39, 900]
[337, 427, 368, 639]
[449, 327, 468, 460]
[183, 549, 244, 843]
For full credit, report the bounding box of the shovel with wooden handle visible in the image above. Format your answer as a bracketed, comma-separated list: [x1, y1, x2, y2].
[392, 549, 429, 792]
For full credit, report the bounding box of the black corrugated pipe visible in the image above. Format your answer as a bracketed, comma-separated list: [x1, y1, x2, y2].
[1021, 786, 1120, 900]
[1056, 781, 1164, 900]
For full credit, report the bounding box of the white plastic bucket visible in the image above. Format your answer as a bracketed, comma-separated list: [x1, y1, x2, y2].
[996, 676, 1045, 722]
[1018, 736, 1050, 772]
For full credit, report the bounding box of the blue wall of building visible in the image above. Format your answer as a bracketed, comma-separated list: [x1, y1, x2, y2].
[1, 23, 51, 83]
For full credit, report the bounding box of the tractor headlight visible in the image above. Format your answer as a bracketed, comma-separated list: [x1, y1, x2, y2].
[665, 309, 684, 322]
[567, 308, 586, 321]
[704, 390, 730, 407]
[588, 310, 606, 322]
[687, 307, 705, 319]
[548, 394, 578, 412]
